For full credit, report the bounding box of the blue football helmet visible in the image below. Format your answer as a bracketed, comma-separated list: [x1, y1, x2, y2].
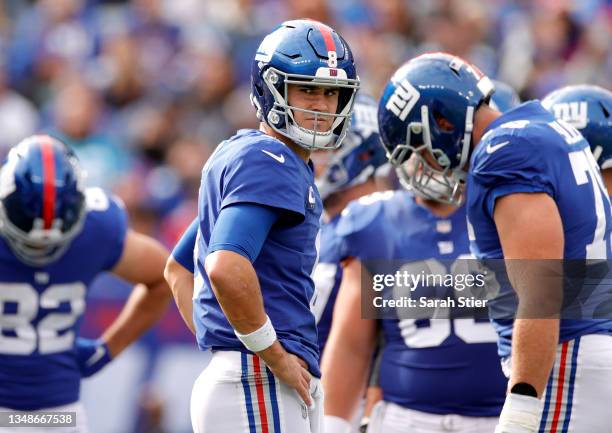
[378, 52, 494, 204]
[490, 80, 521, 113]
[0, 135, 86, 265]
[542, 85, 612, 169]
[316, 93, 388, 200]
[251, 19, 360, 150]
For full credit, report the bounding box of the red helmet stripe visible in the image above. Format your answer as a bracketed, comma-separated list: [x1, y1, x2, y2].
[40, 138, 56, 230]
[314, 22, 336, 54]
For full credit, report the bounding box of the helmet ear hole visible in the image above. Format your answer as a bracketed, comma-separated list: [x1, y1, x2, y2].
[433, 111, 455, 132]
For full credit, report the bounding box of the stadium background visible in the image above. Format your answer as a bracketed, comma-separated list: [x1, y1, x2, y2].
[0, 0, 609, 432]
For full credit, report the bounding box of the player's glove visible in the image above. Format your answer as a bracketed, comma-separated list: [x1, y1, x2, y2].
[495, 393, 543, 433]
[75, 337, 112, 378]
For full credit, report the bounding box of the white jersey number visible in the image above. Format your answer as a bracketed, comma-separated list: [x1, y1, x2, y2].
[568, 148, 610, 259]
[395, 258, 497, 348]
[0, 283, 86, 355]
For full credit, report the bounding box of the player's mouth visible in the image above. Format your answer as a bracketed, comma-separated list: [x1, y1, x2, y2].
[305, 117, 332, 130]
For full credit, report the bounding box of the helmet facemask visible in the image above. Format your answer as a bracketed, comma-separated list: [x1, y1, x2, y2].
[388, 105, 475, 205]
[0, 196, 86, 266]
[260, 67, 359, 150]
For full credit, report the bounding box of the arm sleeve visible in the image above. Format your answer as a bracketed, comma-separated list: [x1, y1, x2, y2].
[208, 203, 280, 263]
[171, 218, 198, 273]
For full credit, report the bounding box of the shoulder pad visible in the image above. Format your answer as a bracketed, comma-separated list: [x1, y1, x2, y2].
[336, 190, 396, 238]
[237, 134, 302, 169]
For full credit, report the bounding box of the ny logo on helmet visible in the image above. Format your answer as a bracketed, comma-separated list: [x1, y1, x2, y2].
[386, 79, 420, 121]
[550, 102, 589, 130]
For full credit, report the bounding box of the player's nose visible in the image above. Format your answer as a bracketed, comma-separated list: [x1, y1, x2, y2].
[307, 93, 332, 113]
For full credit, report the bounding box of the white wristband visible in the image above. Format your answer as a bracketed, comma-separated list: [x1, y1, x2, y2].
[234, 315, 277, 352]
[323, 415, 351, 433]
[495, 393, 543, 433]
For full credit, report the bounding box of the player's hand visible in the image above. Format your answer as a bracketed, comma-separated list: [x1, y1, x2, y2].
[75, 337, 113, 378]
[258, 341, 312, 407]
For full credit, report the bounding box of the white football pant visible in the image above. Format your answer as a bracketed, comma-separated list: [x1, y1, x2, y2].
[501, 334, 612, 433]
[365, 401, 498, 433]
[191, 351, 323, 433]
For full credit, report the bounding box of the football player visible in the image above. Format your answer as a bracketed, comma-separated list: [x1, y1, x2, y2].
[165, 94, 386, 432]
[377, 53, 612, 433]
[321, 83, 520, 433]
[173, 20, 359, 433]
[0, 135, 172, 433]
[165, 93, 386, 351]
[542, 85, 612, 194]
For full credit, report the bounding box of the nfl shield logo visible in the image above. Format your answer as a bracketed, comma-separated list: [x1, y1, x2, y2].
[307, 186, 316, 209]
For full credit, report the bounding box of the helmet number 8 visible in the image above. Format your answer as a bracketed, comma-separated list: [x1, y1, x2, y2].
[328, 51, 337, 68]
[0, 282, 85, 355]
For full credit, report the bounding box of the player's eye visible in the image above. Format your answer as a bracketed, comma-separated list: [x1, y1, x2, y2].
[324, 88, 339, 97]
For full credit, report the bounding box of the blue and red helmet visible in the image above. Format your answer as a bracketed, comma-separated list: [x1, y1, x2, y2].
[250, 19, 360, 150]
[0, 135, 86, 265]
[542, 85, 612, 169]
[377, 52, 494, 204]
[316, 93, 388, 200]
[490, 80, 521, 113]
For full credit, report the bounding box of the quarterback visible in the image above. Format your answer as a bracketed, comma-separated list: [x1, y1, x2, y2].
[175, 19, 359, 433]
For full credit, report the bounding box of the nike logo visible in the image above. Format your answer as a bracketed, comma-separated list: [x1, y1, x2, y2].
[486, 141, 510, 154]
[86, 345, 106, 367]
[261, 150, 285, 163]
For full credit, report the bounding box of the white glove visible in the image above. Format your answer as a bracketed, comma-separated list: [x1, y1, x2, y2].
[495, 393, 544, 433]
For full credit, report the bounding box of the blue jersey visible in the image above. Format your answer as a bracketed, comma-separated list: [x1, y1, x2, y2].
[311, 215, 345, 354]
[194, 129, 323, 377]
[467, 101, 612, 357]
[336, 190, 506, 416]
[0, 188, 127, 410]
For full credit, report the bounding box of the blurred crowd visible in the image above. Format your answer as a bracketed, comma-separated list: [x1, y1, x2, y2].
[0, 0, 609, 248]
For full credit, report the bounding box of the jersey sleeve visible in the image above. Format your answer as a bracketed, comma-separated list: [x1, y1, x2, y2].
[221, 139, 306, 219]
[84, 188, 129, 271]
[171, 218, 197, 273]
[471, 135, 556, 219]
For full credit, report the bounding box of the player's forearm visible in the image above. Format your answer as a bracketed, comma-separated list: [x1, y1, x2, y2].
[164, 257, 196, 335]
[205, 250, 267, 334]
[510, 318, 559, 397]
[363, 386, 383, 417]
[322, 338, 373, 419]
[102, 280, 172, 358]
